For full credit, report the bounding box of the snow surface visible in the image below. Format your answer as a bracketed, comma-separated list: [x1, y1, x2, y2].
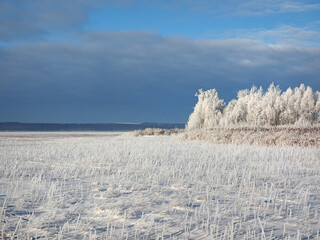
[1, 132, 320, 239]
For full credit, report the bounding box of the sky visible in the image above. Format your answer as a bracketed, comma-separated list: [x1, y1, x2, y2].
[1, 0, 320, 123]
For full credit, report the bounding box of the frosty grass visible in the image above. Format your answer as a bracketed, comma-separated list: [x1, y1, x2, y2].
[1, 132, 320, 239]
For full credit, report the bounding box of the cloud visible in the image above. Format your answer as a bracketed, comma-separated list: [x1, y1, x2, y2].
[0, 0, 103, 41]
[2, 0, 319, 43]
[144, 0, 320, 15]
[215, 25, 320, 47]
[257, 25, 320, 46]
[1, 31, 320, 122]
[236, 0, 320, 15]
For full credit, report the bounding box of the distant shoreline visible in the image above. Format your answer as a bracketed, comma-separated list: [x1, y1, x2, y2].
[0, 122, 185, 132]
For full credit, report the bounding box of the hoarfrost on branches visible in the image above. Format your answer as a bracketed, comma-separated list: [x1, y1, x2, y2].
[186, 83, 320, 130]
[186, 89, 225, 130]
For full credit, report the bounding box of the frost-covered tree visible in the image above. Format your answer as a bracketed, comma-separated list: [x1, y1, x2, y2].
[316, 91, 320, 123]
[299, 86, 316, 124]
[186, 89, 225, 130]
[279, 87, 294, 125]
[292, 84, 305, 123]
[246, 86, 264, 125]
[220, 89, 249, 126]
[186, 83, 320, 129]
[220, 86, 264, 126]
[260, 83, 282, 126]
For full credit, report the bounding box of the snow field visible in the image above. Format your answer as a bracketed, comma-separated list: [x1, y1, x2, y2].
[1, 133, 320, 239]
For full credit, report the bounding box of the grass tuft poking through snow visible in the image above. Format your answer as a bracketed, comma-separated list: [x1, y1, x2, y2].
[1, 132, 320, 239]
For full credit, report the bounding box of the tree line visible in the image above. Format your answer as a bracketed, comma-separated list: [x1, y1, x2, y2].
[187, 83, 320, 130]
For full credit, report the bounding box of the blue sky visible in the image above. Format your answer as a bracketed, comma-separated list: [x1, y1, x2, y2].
[1, 0, 320, 123]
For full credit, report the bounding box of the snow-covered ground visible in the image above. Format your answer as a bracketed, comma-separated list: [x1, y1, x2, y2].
[1, 132, 320, 239]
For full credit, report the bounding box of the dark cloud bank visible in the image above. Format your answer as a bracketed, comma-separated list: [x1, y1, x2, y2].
[1, 31, 319, 123]
[0, 0, 100, 41]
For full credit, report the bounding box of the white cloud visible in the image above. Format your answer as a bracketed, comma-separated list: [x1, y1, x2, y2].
[156, 0, 320, 15]
[213, 25, 320, 47]
[237, 0, 320, 15]
[1, 0, 319, 42]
